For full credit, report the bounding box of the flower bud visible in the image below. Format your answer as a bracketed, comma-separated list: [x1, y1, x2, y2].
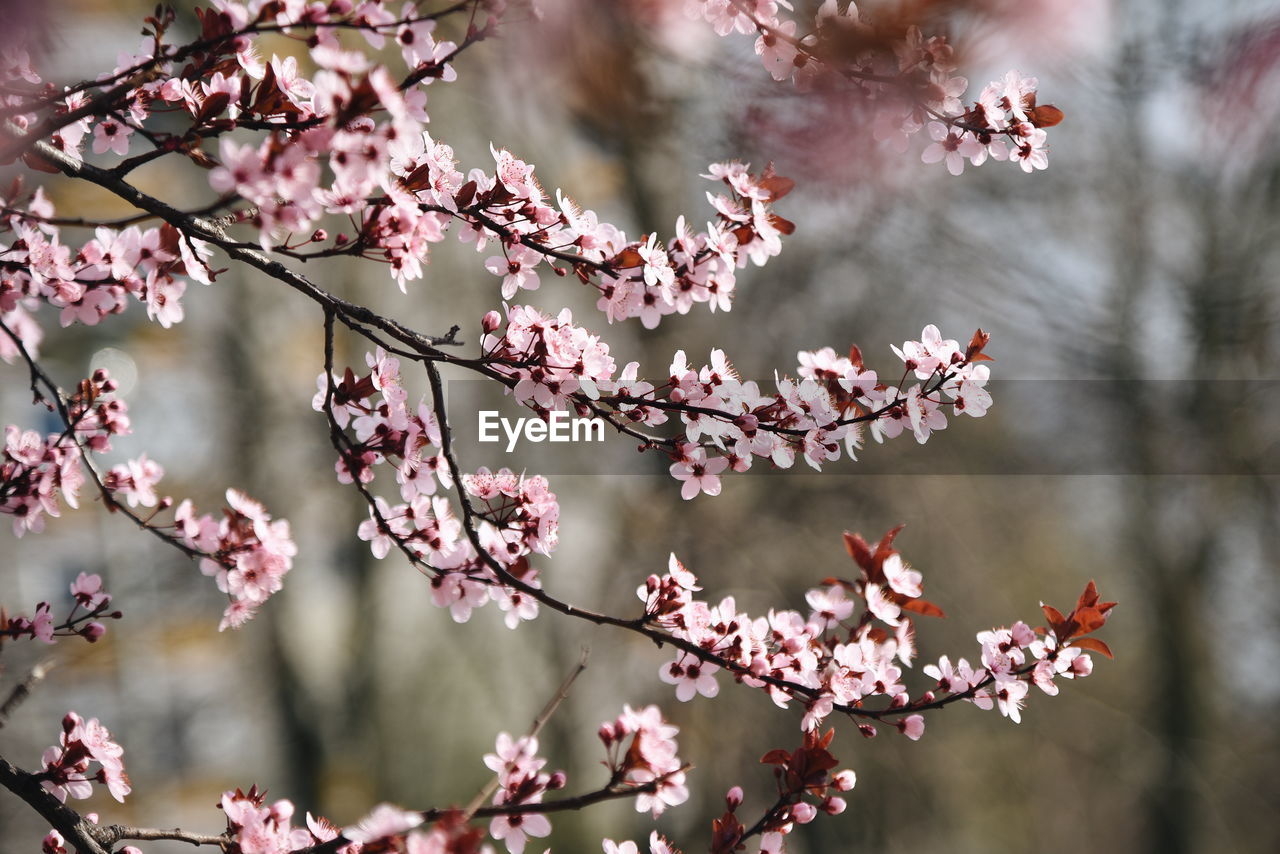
[725, 786, 743, 809]
[482, 311, 502, 333]
[792, 802, 817, 824]
[832, 770, 857, 791]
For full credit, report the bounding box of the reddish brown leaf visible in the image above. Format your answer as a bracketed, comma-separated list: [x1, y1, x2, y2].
[403, 162, 434, 191]
[760, 749, 791, 766]
[1076, 580, 1100, 610]
[1028, 104, 1065, 128]
[1040, 603, 1067, 630]
[1069, 637, 1114, 659]
[454, 180, 477, 209]
[758, 174, 796, 201]
[847, 343, 865, 369]
[843, 531, 873, 573]
[769, 213, 796, 235]
[901, 598, 946, 618]
[1069, 606, 1108, 636]
[612, 246, 644, 268]
[195, 92, 231, 124]
[964, 328, 991, 362]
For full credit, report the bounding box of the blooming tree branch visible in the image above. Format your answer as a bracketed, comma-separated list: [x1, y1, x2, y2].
[0, 1, 1110, 852]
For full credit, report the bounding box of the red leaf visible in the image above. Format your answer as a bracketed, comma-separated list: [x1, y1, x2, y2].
[1069, 637, 1113, 659]
[876, 524, 906, 554]
[1076, 580, 1100, 611]
[1040, 603, 1067, 630]
[758, 174, 796, 201]
[454, 180, 477, 209]
[847, 343, 865, 369]
[900, 598, 946, 618]
[964, 329, 991, 362]
[769, 213, 796, 235]
[843, 532, 873, 574]
[196, 92, 231, 124]
[1028, 104, 1065, 128]
[1069, 606, 1108, 636]
[760, 749, 791, 766]
[612, 246, 644, 268]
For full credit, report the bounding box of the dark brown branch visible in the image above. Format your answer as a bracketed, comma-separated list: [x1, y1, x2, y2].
[0, 757, 110, 854]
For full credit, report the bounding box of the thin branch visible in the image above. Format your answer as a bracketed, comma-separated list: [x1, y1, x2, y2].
[0, 660, 55, 729]
[462, 647, 590, 819]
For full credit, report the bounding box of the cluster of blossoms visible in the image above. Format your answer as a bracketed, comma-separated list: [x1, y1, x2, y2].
[221, 788, 459, 854]
[172, 489, 298, 631]
[462, 156, 792, 329]
[481, 314, 993, 499]
[724, 731, 857, 854]
[317, 348, 560, 628]
[484, 733, 564, 854]
[1, 369, 129, 535]
[218, 785, 349, 854]
[42, 813, 140, 854]
[0, 0, 794, 334]
[208, 707, 683, 854]
[686, 0, 1064, 174]
[0, 572, 118, 645]
[0, 187, 214, 345]
[926, 582, 1113, 724]
[36, 711, 130, 803]
[598, 705, 689, 819]
[0, 357, 292, 632]
[641, 527, 1113, 738]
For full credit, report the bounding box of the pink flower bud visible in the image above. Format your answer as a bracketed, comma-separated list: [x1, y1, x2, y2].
[832, 770, 857, 791]
[822, 796, 847, 815]
[792, 802, 817, 824]
[725, 786, 743, 809]
[82, 622, 106, 642]
[547, 770, 567, 790]
[481, 311, 502, 333]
